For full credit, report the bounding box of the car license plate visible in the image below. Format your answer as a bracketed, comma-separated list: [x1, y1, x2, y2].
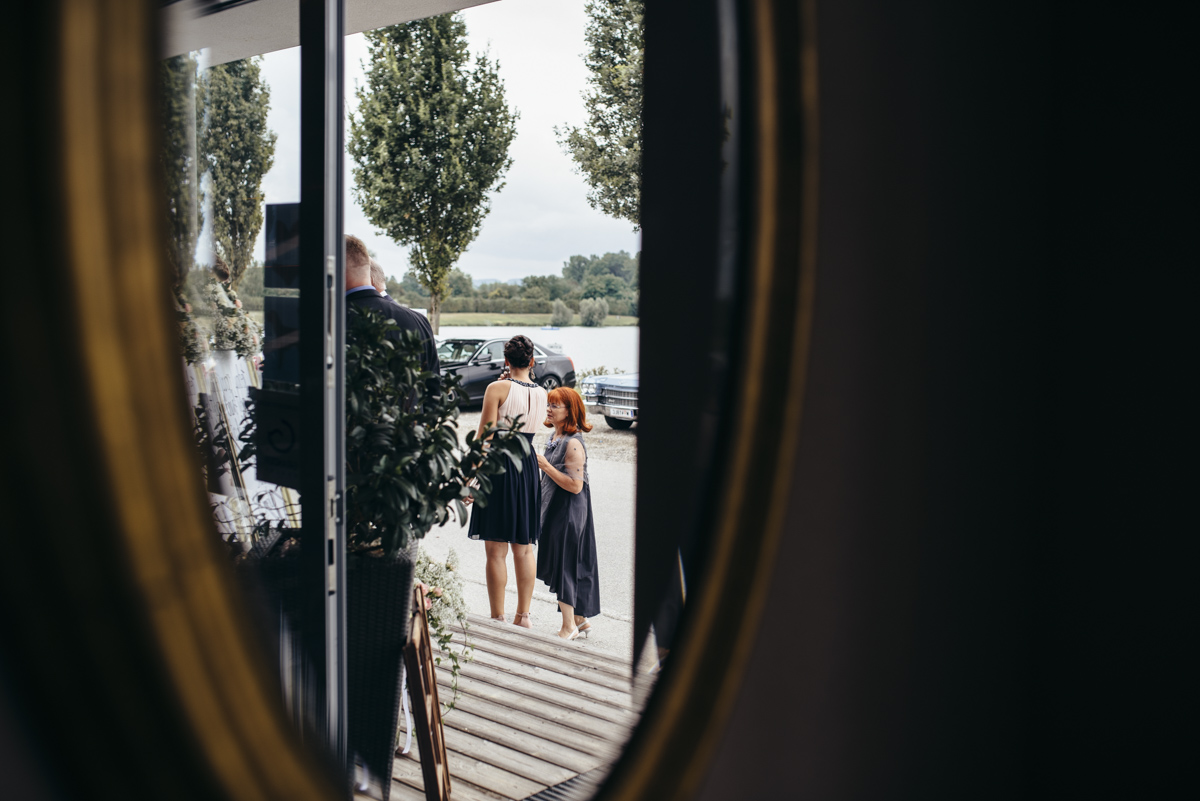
[616, 409, 631, 418]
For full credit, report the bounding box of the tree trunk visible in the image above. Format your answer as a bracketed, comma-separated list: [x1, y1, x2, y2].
[429, 292, 440, 335]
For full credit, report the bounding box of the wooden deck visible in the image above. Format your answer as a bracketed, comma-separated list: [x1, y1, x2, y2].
[372, 613, 643, 801]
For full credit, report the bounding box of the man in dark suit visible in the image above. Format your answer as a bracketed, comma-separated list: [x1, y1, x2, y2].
[369, 258, 392, 300]
[344, 235, 440, 374]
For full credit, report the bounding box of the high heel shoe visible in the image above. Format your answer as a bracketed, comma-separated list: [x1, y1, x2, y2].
[576, 620, 591, 639]
[558, 627, 580, 641]
[513, 611, 532, 629]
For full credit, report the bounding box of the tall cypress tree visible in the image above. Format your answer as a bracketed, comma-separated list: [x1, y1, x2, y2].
[159, 53, 203, 289]
[557, 0, 644, 229]
[348, 14, 517, 333]
[200, 57, 276, 288]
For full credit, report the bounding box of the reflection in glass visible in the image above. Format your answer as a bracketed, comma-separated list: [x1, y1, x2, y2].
[161, 47, 294, 551]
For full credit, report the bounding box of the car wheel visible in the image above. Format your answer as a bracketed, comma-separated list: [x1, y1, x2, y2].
[604, 416, 635, 430]
[540, 374, 561, 390]
[449, 387, 467, 406]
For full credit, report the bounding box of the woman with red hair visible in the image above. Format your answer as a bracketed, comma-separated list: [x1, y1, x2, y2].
[536, 387, 601, 640]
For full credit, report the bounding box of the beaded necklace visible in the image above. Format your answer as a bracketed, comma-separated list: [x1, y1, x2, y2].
[505, 377, 539, 388]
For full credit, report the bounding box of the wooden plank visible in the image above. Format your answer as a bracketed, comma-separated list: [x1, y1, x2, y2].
[384, 779, 426, 801]
[395, 743, 546, 800]
[456, 619, 634, 677]
[462, 615, 633, 674]
[437, 666, 635, 737]
[453, 623, 630, 677]
[452, 631, 634, 686]
[436, 716, 581, 785]
[451, 632, 634, 694]
[391, 756, 509, 801]
[437, 669, 634, 745]
[464, 615, 631, 671]
[453, 621, 633, 681]
[453, 659, 635, 725]
[441, 706, 613, 771]
[457, 645, 637, 710]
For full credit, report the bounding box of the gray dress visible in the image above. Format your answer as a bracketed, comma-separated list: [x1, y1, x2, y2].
[535, 432, 601, 617]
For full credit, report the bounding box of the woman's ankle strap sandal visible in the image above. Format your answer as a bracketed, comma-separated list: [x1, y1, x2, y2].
[513, 612, 532, 629]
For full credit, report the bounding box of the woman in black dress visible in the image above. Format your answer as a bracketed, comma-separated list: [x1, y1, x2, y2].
[536, 387, 601, 640]
[467, 336, 548, 627]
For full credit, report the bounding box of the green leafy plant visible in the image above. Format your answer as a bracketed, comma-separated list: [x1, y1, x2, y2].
[579, 297, 609, 327]
[345, 307, 529, 556]
[550, 299, 573, 327]
[414, 547, 472, 713]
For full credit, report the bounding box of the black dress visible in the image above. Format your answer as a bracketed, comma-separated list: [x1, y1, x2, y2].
[536, 432, 601, 617]
[467, 380, 547, 545]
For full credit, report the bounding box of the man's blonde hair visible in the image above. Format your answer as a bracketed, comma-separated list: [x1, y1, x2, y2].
[370, 259, 386, 291]
[345, 235, 370, 284]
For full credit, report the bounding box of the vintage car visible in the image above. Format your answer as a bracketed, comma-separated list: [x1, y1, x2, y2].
[437, 337, 576, 405]
[578, 372, 639, 430]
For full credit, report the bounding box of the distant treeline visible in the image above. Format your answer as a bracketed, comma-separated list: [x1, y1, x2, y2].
[387, 251, 639, 317]
[188, 250, 639, 319]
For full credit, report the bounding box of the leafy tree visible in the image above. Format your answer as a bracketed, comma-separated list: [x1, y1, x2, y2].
[199, 57, 277, 288]
[582, 272, 626, 299]
[561, 251, 639, 288]
[448, 269, 475, 298]
[562, 254, 591, 284]
[588, 250, 638, 282]
[159, 53, 204, 289]
[579, 297, 609, 326]
[384, 277, 408, 301]
[348, 14, 517, 333]
[523, 274, 573, 300]
[556, 0, 644, 228]
[523, 285, 549, 301]
[550, 299, 573, 327]
[400, 270, 430, 298]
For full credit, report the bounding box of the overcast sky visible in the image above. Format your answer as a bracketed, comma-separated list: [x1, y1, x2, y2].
[245, 0, 639, 284]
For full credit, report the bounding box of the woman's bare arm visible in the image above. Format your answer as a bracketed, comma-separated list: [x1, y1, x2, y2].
[476, 381, 510, 441]
[537, 439, 585, 494]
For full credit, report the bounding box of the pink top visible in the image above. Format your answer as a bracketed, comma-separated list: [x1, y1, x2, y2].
[497, 380, 548, 434]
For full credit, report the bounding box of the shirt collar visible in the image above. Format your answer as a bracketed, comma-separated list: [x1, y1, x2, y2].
[345, 285, 376, 297]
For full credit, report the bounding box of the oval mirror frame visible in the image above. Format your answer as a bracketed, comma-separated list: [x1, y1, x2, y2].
[600, 1, 817, 799]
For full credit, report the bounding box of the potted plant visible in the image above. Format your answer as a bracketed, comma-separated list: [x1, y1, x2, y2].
[210, 307, 526, 798]
[341, 307, 527, 796]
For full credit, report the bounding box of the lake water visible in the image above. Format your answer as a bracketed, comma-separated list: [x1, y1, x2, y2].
[438, 325, 640, 375]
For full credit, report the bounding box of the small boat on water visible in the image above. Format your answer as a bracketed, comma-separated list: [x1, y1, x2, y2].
[540, 325, 560, 331]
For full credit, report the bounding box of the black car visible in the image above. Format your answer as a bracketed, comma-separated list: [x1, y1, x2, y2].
[437, 337, 577, 405]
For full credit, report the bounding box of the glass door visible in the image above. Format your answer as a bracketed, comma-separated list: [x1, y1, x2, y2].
[158, 0, 347, 765]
